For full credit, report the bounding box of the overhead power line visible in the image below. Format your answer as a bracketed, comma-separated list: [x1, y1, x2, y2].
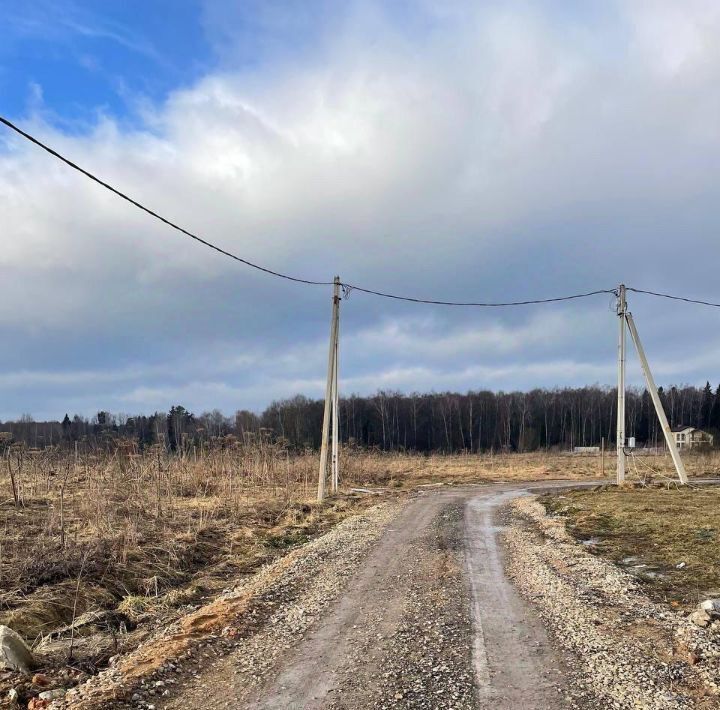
[0, 116, 333, 287]
[0, 116, 619, 307]
[627, 288, 720, 309]
[340, 283, 617, 306]
[1, 116, 717, 310]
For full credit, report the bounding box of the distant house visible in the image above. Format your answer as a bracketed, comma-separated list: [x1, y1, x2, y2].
[671, 426, 714, 449]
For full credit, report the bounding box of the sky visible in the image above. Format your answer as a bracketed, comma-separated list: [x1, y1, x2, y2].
[1, 0, 720, 420]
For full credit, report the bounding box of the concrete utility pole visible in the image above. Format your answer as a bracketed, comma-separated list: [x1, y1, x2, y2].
[616, 284, 627, 484]
[318, 277, 341, 502]
[625, 311, 688, 485]
[331, 307, 340, 493]
[615, 285, 687, 486]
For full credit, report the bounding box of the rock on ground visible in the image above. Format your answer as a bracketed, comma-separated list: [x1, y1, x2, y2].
[0, 625, 34, 674]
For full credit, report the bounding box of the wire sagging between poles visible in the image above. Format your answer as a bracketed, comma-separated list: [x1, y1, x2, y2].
[0, 116, 333, 288]
[339, 284, 617, 306]
[2, 115, 719, 310]
[626, 288, 720, 309]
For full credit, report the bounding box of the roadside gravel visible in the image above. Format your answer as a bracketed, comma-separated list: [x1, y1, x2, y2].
[503, 496, 720, 709]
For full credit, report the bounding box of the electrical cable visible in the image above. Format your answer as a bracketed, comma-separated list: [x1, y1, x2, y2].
[0, 116, 333, 287]
[3, 116, 718, 311]
[339, 284, 617, 306]
[1, 115, 620, 306]
[627, 288, 720, 308]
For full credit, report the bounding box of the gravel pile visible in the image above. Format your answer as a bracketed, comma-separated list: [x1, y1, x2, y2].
[503, 497, 720, 709]
[55, 500, 402, 709]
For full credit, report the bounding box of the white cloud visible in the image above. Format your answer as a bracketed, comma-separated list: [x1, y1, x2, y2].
[346, 310, 583, 362]
[2, 0, 720, 416]
[624, 0, 720, 77]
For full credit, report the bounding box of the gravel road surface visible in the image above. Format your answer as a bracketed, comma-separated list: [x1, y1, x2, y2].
[147, 483, 579, 709]
[64, 480, 716, 710]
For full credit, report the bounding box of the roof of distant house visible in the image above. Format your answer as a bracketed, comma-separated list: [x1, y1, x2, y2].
[670, 425, 696, 433]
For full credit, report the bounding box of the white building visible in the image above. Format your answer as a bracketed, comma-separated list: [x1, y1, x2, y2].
[671, 426, 714, 449]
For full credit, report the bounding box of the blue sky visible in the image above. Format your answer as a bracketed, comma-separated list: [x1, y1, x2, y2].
[1, 0, 720, 420]
[0, 1, 211, 123]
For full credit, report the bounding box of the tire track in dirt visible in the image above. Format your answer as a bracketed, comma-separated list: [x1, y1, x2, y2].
[464, 490, 569, 708]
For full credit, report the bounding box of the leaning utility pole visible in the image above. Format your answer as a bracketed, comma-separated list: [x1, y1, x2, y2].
[615, 284, 687, 486]
[625, 311, 688, 484]
[318, 277, 341, 502]
[616, 284, 627, 484]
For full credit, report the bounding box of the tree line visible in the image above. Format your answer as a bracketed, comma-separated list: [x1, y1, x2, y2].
[2, 383, 720, 453]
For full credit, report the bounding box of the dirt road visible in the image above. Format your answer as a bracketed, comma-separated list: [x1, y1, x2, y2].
[143, 482, 581, 709]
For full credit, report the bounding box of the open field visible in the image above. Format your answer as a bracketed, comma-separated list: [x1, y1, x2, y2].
[0, 445, 718, 705]
[0, 444, 379, 657]
[542, 486, 720, 609]
[346, 448, 720, 485]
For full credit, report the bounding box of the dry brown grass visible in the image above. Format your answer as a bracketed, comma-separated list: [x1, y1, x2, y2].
[0, 440, 379, 667]
[0, 443, 717, 674]
[344, 448, 720, 486]
[542, 485, 720, 609]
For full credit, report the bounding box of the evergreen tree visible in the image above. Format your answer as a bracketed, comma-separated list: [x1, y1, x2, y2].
[167, 406, 193, 451]
[70, 414, 85, 442]
[701, 381, 714, 428]
[61, 414, 71, 440]
[710, 384, 720, 434]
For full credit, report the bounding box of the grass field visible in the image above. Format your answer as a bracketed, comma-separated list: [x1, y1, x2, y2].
[542, 485, 720, 608]
[0, 443, 718, 677]
[341, 447, 720, 485]
[0, 442, 378, 664]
